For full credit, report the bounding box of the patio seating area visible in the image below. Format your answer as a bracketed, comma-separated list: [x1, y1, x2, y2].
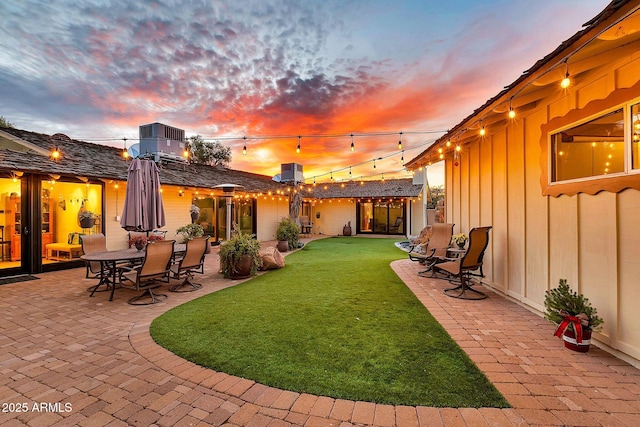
[1, 237, 639, 426]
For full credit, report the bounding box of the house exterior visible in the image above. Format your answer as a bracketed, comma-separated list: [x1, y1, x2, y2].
[301, 178, 425, 237]
[406, 0, 640, 365]
[0, 127, 424, 277]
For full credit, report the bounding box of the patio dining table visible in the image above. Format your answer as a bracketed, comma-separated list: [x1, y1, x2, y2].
[82, 244, 186, 302]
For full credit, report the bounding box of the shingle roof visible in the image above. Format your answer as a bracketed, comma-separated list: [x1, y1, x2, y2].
[304, 178, 422, 199]
[0, 128, 423, 199]
[0, 127, 279, 193]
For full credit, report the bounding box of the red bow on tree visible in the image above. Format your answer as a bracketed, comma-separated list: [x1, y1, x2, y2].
[553, 310, 589, 343]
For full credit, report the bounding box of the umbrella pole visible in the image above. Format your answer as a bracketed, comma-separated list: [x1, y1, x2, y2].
[225, 196, 232, 241]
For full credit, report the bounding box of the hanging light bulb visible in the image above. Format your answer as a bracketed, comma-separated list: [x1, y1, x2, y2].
[508, 98, 516, 119]
[479, 121, 486, 136]
[330, 172, 333, 181]
[381, 172, 385, 181]
[560, 60, 571, 89]
[446, 139, 451, 148]
[350, 133, 355, 152]
[51, 146, 60, 162]
[401, 150, 405, 165]
[296, 135, 301, 153]
[398, 132, 403, 150]
[456, 145, 461, 152]
[242, 136, 247, 156]
[373, 159, 377, 169]
[349, 166, 352, 177]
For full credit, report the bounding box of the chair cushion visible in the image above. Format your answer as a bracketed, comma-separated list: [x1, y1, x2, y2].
[437, 259, 461, 275]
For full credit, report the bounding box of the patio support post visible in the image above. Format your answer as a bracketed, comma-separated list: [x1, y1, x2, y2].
[423, 167, 430, 228]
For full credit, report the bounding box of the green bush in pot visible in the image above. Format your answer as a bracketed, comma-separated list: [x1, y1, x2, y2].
[219, 227, 262, 279]
[276, 217, 300, 250]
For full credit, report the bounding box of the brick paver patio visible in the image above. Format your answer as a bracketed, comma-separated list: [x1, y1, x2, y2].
[1, 238, 639, 426]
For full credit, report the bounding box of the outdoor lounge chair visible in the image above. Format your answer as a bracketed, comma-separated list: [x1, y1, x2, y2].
[169, 236, 209, 292]
[119, 240, 175, 305]
[432, 226, 492, 300]
[299, 216, 312, 235]
[408, 223, 454, 272]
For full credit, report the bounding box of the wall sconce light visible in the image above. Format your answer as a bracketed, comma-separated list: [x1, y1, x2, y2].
[11, 170, 23, 182]
[316, 212, 321, 219]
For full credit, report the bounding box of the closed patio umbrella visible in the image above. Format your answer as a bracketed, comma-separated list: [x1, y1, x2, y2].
[120, 158, 166, 231]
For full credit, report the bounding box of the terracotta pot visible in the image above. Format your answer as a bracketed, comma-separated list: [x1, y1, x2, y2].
[277, 240, 289, 252]
[562, 329, 592, 353]
[229, 254, 253, 279]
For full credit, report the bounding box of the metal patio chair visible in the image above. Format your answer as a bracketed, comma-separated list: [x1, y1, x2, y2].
[169, 236, 209, 292]
[433, 226, 492, 300]
[119, 240, 175, 305]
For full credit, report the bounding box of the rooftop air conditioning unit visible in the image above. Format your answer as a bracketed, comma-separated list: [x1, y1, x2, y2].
[280, 163, 304, 183]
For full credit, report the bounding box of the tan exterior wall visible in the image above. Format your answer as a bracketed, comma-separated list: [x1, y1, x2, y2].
[256, 197, 290, 241]
[103, 182, 192, 250]
[443, 53, 640, 362]
[312, 199, 356, 236]
[103, 184, 423, 250]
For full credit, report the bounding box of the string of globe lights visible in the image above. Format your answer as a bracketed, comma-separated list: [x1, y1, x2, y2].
[420, 5, 640, 169]
[303, 136, 442, 185]
[84, 130, 446, 184]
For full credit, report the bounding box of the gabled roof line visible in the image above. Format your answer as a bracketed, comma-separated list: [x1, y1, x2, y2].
[0, 128, 50, 156]
[405, 0, 640, 168]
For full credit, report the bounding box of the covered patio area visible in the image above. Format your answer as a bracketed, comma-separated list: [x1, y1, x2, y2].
[0, 238, 639, 426]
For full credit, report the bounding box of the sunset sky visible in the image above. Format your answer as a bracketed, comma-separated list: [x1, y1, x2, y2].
[0, 0, 610, 186]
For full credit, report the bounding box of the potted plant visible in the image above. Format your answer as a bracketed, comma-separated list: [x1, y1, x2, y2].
[544, 278, 604, 352]
[451, 233, 468, 249]
[276, 217, 300, 252]
[343, 221, 352, 236]
[219, 227, 261, 279]
[128, 235, 148, 251]
[177, 223, 205, 241]
[79, 211, 97, 228]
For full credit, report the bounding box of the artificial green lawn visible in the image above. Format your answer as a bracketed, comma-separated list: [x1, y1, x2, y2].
[150, 237, 509, 407]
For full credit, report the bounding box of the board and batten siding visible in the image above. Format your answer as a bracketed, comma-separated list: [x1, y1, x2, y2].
[443, 54, 640, 362]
